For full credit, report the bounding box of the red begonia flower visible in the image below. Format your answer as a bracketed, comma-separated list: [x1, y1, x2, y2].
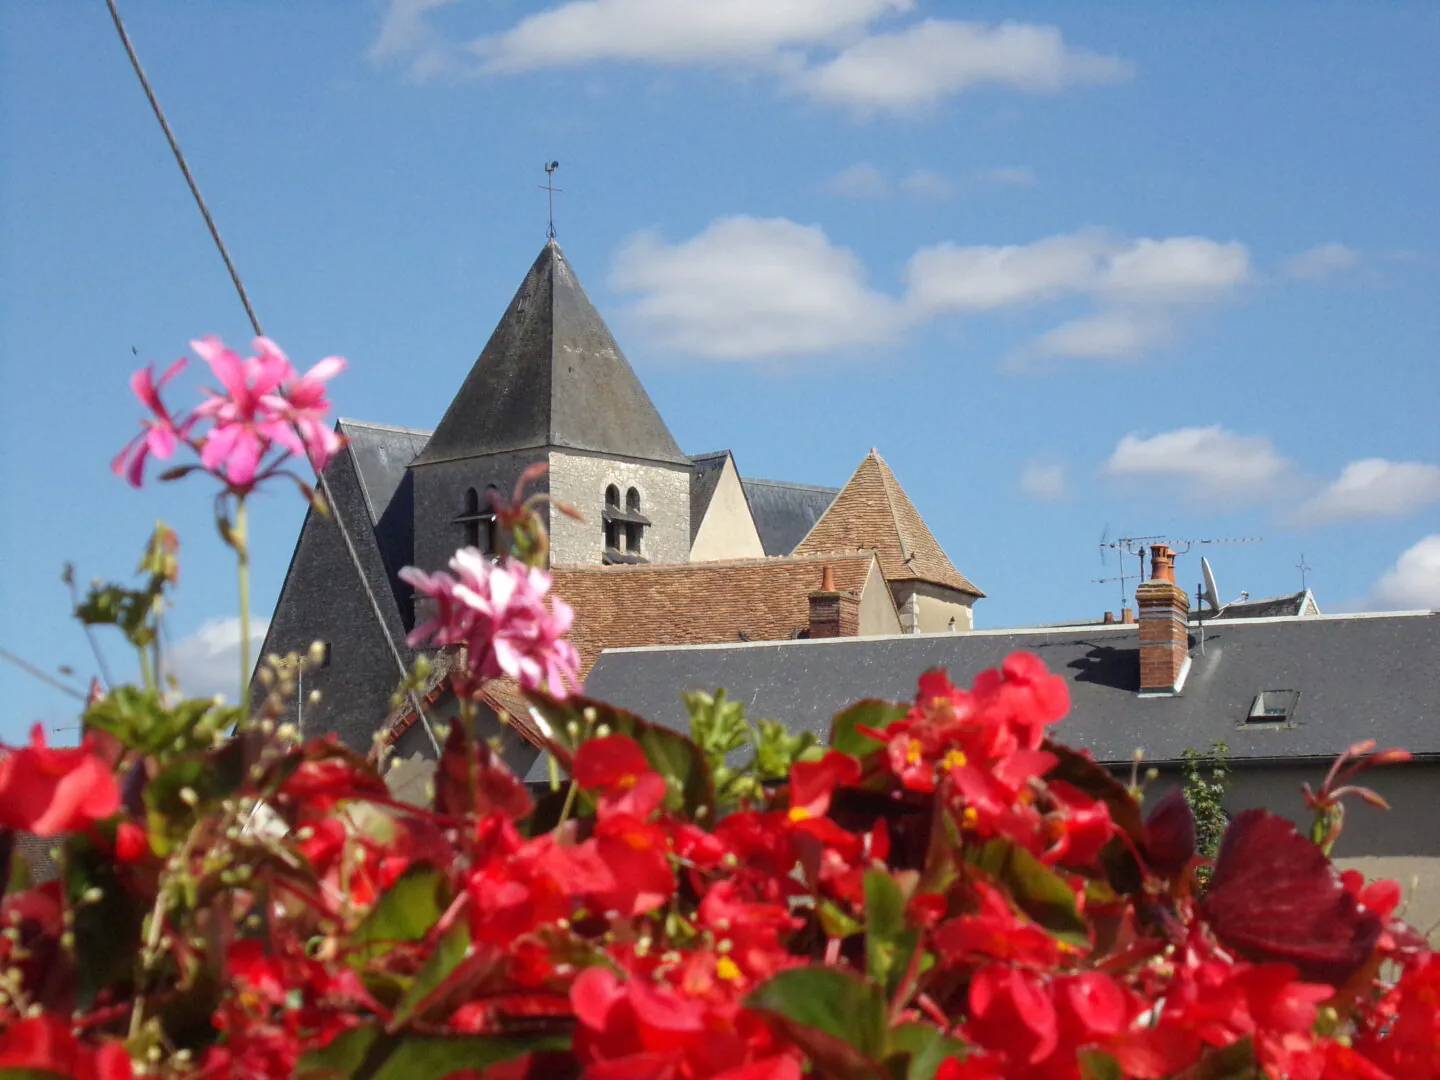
[0, 725, 120, 836]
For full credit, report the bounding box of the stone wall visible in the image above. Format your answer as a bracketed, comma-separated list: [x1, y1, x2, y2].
[408, 448, 550, 574]
[548, 449, 692, 566]
[892, 581, 976, 633]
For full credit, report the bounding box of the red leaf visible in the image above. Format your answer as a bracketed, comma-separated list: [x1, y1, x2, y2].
[1141, 787, 1195, 877]
[1201, 809, 1381, 985]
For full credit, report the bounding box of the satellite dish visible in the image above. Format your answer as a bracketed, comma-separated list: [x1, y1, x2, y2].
[1200, 557, 1221, 612]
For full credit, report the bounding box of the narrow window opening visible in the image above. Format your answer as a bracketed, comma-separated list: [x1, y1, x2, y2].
[456, 485, 498, 554]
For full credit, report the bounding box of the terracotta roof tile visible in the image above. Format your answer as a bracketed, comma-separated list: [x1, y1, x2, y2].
[793, 450, 984, 597]
[553, 552, 880, 678]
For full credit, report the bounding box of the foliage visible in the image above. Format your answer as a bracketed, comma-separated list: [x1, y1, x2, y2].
[0, 339, 1432, 1080]
[1181, 740, 1230, 883]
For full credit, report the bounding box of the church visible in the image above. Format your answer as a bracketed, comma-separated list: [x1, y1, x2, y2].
[259, 240, 983, 762]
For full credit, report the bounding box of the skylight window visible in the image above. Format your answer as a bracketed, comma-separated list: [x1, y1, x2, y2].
[1246, 690, 1300, 725]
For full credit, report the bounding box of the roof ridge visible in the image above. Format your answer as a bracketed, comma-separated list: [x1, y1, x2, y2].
[871, 452, 911, 565]
[742, 477, 841, 493]
[338, 418, 435, 436]
[553, 550, 875, 574]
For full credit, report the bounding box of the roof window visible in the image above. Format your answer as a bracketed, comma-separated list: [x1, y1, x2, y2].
[1246, 690, 1299, 725]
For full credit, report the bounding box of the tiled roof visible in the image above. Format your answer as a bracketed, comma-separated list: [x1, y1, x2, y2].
[793, 450, 984, 597]
[552, 552, 881, 677]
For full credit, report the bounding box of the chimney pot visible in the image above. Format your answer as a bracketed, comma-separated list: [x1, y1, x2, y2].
[809, 568, 860, 639]
[1149, 543, 1177, 584]
[1121, 606, 1134, 624]
[820, 565, 836, 592]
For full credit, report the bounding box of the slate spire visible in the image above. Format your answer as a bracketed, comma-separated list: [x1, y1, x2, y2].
[413, 241, 689, 466]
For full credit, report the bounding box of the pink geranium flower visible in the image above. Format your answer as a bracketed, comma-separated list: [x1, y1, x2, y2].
[111, 358, 194, 487]
[113, 336, 346, 495]
[400, 550, 580, 698]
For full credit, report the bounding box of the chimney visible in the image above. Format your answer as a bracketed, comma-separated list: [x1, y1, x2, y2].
[1135, 544, 1190, 694]
[1121, 606, 1134, 625]
[809, 566, 860, 639]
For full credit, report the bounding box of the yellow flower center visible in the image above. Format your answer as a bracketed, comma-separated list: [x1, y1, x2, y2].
[941, 748, 968, 771]
[716, 955, 742, 982]
[905, 739, 924, 765]
[961, 807, 979, 829]
[788, 806, 812, 822]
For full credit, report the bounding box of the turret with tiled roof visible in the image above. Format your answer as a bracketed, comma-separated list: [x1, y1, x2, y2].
[793, 449, 983, 632]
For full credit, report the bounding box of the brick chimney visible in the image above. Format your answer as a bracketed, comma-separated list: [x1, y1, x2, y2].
[1135, 543, 1191, 694]
[809, 566, 860, 639]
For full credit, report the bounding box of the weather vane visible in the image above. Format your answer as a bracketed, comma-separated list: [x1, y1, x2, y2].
[540, 161, 561, 240]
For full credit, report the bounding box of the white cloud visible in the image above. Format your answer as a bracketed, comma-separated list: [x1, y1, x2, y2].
[799, 18, 1131, 114]
[823, 164, 952, 200]
[1295, 459, 1440, 525]
[473, 0, 910, 71]
[1368, 535, 1440, 611]
[906, 230, 1248, 314]
[1104, 426, 1292, 501]
[374, 2, 1132, 116]
[899, 168, 952, 199]
[1019, 462, 1067, 501]
[369, 0, 467, 79]
[610, 216, 903, 359]
[163, 616, 270, 701]
[824, 162, 890, 199]
[1028, 311, 1172, 362]
[977, 165, 1037, 187]
[1285, 242, 1361, 281]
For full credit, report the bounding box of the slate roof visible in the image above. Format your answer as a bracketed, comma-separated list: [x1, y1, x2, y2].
[411, 241, 690, 467]
[741, 477, 839, 556]
[1215, 590, 1320, 620]
[793, 450, 984, 597]
[581, 612, 1440, 765]
[689, 451, 732, 545]
[338, 419, 431, 608]
[551, 552, 882, 678]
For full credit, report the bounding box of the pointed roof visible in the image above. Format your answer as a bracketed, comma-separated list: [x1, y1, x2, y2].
[412, 241, 689, 467]
[793, 449, 985, 597]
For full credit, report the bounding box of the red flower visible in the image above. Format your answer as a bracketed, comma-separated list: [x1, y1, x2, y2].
[0, 725, 120, 836]
[968, 966, 1059, 1065]
[0, 1015, 132, 1080]
[934, 881, 1063, 967]
[114, 820, 149, 863]
[575, 734, 668, 820]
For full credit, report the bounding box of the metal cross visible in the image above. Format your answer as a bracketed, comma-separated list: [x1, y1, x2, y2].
[1296, 553, 1313, 591]
[540, 161, 562, 240]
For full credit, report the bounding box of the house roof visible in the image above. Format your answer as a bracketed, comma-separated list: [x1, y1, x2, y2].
[793, 450, 984, 597]
[581, 612, 1440, 765]
[741, 477, 839, 556]
[1215, 590, 1320, 620]
[411, 241, 690, 468]
[551, 551, 882, 678]
[689, 451, 732, 544]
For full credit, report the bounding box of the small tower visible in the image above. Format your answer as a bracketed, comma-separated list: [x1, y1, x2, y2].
[408, 241, 693, 572]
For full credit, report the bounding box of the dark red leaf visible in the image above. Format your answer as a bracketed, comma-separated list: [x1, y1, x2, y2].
[435, 717, 532, 821]
[1201, 809, 1381, 985]
[1141, 787, 1195, 877]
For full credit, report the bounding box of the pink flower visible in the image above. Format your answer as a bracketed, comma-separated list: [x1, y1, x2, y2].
[400, 551, 580, 698]
[115, 336, 346, 495]
[111, 358, 193, 487]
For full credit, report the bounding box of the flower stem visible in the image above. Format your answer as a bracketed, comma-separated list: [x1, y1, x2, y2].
[235, 497, 252, 717]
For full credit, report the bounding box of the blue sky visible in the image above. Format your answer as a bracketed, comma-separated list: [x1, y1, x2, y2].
[2, 1, 1437, 742]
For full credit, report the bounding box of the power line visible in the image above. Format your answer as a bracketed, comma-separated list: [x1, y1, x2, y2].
[104, 0, 437, 755]
[1, 648, 88, 702]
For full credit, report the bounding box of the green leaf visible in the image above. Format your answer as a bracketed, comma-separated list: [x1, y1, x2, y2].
[1183, 1037, 1256, 1080]
[752, 718, 820, 781]
[970, 839, 1089, 949]
[1079, 1049, 1124, 1080]
[298, 1026, 570, 1080]
[886, 1023, 968, 1080]
[864, 870, 918, 997]
[388, 924, 471, 1030]
[747, 966, 889, 1080]
[86, 686, 236, 757]
[830, 700, 905, 760]
[351, 865, 448, 963]
[527, 692, 716, 822]
[818, 899, 863, 939]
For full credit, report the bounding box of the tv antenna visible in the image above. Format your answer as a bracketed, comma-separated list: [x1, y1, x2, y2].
[1094, 533, 1164, 611]
[540, 161, 562, 240]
